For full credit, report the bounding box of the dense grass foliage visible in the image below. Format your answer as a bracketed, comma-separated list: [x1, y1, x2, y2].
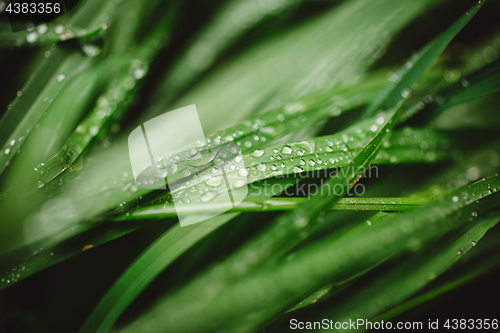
[1, 0, 500, 332]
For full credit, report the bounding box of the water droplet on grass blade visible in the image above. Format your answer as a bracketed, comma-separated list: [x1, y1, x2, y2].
[257, 164, 267, 172]
[26, 32, 38, 43]
[251, 149, 264, 157]
[281, 145, 292, 155]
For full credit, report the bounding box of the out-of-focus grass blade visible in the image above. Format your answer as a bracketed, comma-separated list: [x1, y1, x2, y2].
[0, 220, 150, 291]
[370, 253, 500, 326]
[79, 178, 297, 333]
[363, 0, 487, 117]
[0, 0, 134, 177]
[148, 0, 442, 135]
[315, 210, 500, 329]
[0, 46, 88, 175]
[434, 59, 500, 115]
[154, 0, 307, 103]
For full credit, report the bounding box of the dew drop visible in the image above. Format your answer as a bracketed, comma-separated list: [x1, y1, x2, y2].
[251, 149, 264, 157]
[55, 25, 65, 34]
[4, 148, 10, 154]
[256, 164, 267, 172]
[299, 159, 306, 165]
[57, 74, 66, 82]
[292, 166, 304, 173]
[308, 160, 315, 167]
[26, 32, 38, 43]
[452, 196, 459, 202]
[281, 146, 293, 155]
[238, 168, 249, 177]
[470, 241, 476, 246]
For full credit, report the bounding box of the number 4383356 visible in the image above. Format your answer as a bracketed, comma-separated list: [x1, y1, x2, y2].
[6, 2, 61, 14]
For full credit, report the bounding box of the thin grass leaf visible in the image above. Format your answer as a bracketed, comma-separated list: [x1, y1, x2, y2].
[163, 124, 450, 207]
[362, 0, 487, 117]
[115, 197, 433, 220]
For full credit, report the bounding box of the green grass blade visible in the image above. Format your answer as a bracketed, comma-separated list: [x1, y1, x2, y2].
[316, 210, 500, 327]
[114, 197, 433, 220]
[363, 0, 487, 117]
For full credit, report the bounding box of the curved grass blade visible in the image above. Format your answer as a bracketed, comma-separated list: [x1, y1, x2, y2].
[362, 0, 487, 117]
[315, 209, 500, 328]
[0, 220, 150, 291]
[79, 177, 296, 333]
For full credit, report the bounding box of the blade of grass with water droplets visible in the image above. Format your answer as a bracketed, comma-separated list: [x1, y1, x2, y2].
[141, 73, 387, 190]
[363, 0, 487, 117]
[113, 197, 433, 220]
[1, 24, 103, 47]
[164, 125, 451, 207]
